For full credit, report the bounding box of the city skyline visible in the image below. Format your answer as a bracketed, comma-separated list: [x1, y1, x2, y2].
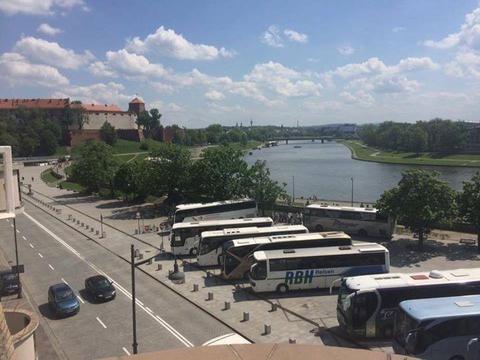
[1, 0, 480, 127]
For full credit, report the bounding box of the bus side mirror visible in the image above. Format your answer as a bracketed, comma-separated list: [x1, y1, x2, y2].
[467, 338, 479, 353]
[405, 331, 417, 351]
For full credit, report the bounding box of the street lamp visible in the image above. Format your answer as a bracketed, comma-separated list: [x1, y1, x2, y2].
[292, 176, 295, 205]
[13, 217, 21, 299]
[135, 212, 141, 234]
[350, 177, 354, 206]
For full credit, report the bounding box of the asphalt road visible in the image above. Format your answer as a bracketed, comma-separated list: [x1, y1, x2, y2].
[0, 204, 232, 359]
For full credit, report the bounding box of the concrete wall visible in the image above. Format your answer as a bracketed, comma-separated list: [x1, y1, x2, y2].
[82, 112, 137, 130]
[4, 310, 38, 360]
[0, 172, 21, 215]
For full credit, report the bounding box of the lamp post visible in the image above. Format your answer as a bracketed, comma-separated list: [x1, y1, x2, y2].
[351, 177, 354, 206]
[135, 212, 141, 234]
[292, 176, 295, 205]
[100, 213, 104, 238]
[13, 218, 21, 299]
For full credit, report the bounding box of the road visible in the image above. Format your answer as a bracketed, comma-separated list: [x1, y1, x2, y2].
[0, 204, 231, 359]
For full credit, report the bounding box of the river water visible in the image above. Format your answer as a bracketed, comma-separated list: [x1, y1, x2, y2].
[245, 141, 479, 203]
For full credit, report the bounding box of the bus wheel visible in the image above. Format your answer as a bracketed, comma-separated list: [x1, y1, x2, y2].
[315, 224, 324, 232]
[190, 248, 198, 256]
[358, 229, 368, 237]
[277, 284, 289, 293]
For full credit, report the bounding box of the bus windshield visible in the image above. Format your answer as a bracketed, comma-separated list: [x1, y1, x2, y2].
[250, 261, 267, 280]
[338, 279, 355, 312]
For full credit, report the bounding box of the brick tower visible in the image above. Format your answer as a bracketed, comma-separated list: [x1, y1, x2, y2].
[128, 96, 145, 116]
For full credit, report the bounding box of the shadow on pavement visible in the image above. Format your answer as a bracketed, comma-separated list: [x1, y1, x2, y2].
[38, 303, 58, 320]
[231, 286, 332, 303]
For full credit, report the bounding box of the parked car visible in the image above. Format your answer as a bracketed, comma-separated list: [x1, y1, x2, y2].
[85, 275, 116, 302]
[0, 270, 20, 296]
[48, 283, 80, 317]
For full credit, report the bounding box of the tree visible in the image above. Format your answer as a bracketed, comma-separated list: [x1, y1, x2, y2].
[246, 160, 287, 212]
[148, 143, 192, 198]
[205, 124, 224, 144]
[459, 172, 480, 253]
[70, 141, 119, 193]
[100, 121, 117, 145]
[191, 145, 251, 200]
[136, 108, 162, 138]
[114, 160, 152, 201]
[376, 169, 457, 250]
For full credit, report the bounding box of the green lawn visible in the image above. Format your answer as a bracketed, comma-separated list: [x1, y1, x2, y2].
[340, 140, 480, 168]
[40, 168, 62, 186]
[59, 180, 85, 193]
[112, 139, 163, 154]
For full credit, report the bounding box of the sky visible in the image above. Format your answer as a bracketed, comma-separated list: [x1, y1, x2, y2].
[1, 0, 480, 128]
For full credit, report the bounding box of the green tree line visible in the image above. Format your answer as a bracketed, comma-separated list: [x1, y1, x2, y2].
[69, 141, 287, 209]
[358, 119, 470, 154]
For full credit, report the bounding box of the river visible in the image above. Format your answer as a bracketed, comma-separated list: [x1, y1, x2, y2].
[245, 141, 479, 203]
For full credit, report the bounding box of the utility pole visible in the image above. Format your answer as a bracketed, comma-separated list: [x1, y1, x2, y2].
[13, 218, 21, 299]
[292, 176, 295, 204]
[351, 177, 354, 206]
[130, 245, 138, 354]
[100, 213, 104, 238]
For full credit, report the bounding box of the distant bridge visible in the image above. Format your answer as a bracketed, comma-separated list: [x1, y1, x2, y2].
[268, 136, 341, 144]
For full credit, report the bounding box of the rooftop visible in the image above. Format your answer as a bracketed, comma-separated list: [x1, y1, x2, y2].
[129, 97, 145, 104]
[71, 103, 124, 113]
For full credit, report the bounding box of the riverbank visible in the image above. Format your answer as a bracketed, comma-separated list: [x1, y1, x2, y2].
[340, 140, 480, 168]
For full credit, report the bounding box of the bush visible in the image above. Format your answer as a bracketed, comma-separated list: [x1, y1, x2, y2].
[139, 141, 149, 150]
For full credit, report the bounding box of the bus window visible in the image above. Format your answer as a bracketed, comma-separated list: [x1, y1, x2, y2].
[251, 261, 267, 280]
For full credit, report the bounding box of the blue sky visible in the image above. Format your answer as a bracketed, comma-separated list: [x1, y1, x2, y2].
[1, 0, 480, 127]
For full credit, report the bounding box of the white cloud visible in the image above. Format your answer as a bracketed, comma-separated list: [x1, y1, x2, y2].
[88, 61, 117, 77]
[204, 90, 225, 101]
[151, 82, 176, 94]
[261, 25, 284, 48]
[52, 82, 132, 105]
[126, 26, 233, 60]
[340, 90, 374, 106]
[424, 7, 480, 49]
[13, 37, 94, 69]
[207, 102, 244, 113]
[392, 26, 405, 33]
[0, 0, 87, 15]
[149, 100, 184, 113]
[444, 49, 480, 79]
[284, 29, 308, 43]
[337, 45, 355, 55]
[37, 23, 62, 36]
[0, 52, 69, 87]
[395, 57, 439, 72]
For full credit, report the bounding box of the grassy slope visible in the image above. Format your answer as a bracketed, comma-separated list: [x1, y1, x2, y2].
[40, 168, 61, 186]
[340, 140, 480, 168]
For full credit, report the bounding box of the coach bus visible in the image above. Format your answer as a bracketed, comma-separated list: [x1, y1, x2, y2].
[393, 295, 480, 360]
[222, 231, 352, 280]
[249, 243, 389, 293]
[197, 225, 308, 267]
[337, 268, 480, 339]
[304, 204, 395, 239]
[170, 217, 273, 256]
[173, 199, 257, 223]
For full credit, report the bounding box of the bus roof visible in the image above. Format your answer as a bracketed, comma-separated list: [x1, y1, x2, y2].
[306, 204, 378, 213]
[230, 231, 349, 247]
[171, 217, 273, 230]
[400, 295, 480, 322]
[253, 242, 387, 261]
[175, 199, 255, 211]
[201, 225, 308, 239]
[344, 268, 480, 291]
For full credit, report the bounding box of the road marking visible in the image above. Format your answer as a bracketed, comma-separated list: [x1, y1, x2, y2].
[48, 264, 54, 271]
[10, 224, 13, 228]
[23, 211, 194, 348]
[61, 278, 68, 285]
[77, 295, 85, 304]
[29, 243, 34, 249]
[96, 317, 107, 329]
[38, 253, 43, 258]
[22, 236, 27, 241]
[145, 307, 152, 313]
[6, 219, 9, 222]
[137, 300, 144, 306]
[16, 229, 20, 233]
[122, 347, 131, 356]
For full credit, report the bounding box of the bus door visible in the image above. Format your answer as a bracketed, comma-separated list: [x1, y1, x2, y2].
[352, 290, 380, 337]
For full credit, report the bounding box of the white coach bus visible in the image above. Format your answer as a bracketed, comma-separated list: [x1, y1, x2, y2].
[173, 199, 257, 223]
[197, 225, 308, 267]
[249, 243, 389, 293]
[337, 268, 480, 339]
[170, 217, 273, 256]
[304, 204, 395, 239]
[222, 231, 352, 280]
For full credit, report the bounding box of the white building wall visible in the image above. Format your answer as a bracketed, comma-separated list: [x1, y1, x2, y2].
[82, 112, 138, 130]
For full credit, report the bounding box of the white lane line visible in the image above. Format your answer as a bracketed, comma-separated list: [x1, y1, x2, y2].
[23, 211, 194, 348]
[38, 253, 43, 258]
[29, 243, 34, 249]
[77, 295, 85, 304]
[61, 278, 69, 285]
[122, 347, 131, 356]
[145, 306, 152, 313]
[16, 229, 20, 233]
[10, 224, 13, 228]
[22, 236, 27, 241]
[137, 300, 144, 306]
[96, 317, 107, 329]
[48, 264, 55, 271]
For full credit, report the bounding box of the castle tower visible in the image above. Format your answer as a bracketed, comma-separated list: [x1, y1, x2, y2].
[128, 97, 145, 116]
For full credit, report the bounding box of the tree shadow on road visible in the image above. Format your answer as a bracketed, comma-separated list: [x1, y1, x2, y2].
[386, 237, 480, 269]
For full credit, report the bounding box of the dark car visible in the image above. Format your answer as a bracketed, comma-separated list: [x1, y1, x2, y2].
[0, 270, 20, 296]
[85, 275, 116, 302]
[48, 283, 80, 317]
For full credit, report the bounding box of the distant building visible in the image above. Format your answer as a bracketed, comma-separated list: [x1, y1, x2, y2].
[0, 97, 144, 147]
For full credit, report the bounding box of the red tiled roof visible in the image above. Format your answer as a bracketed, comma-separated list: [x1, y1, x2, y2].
[72, 103, 124, 113]
[0, 98, 69, 110]
[129, 97, 144, 104]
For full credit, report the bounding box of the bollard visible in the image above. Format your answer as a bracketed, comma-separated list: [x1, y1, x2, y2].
[95, 230, 99, 236]
[102, 231, 106, 238]
[270, 303, 278, 312]
[138, 253, 143, 260]
[76, 220, 80, 225]
[157, 264, 162, 271]
[147, 258, 152, 265]
[134, 249, 140, 258]
[207, 292, 213, 301]
[68, 214, 72, 220]
[86, 225, 89, 230]
[264, 324, 271, 335]
[134, 229, 138, 235]
[242, 312, 250, 322]
[81, 222, 84, 227]
[193, 284, 199, 292]
[90, 228, 94, 233]
[224, 301, 230, 310]
[289, 338, 296, 344]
